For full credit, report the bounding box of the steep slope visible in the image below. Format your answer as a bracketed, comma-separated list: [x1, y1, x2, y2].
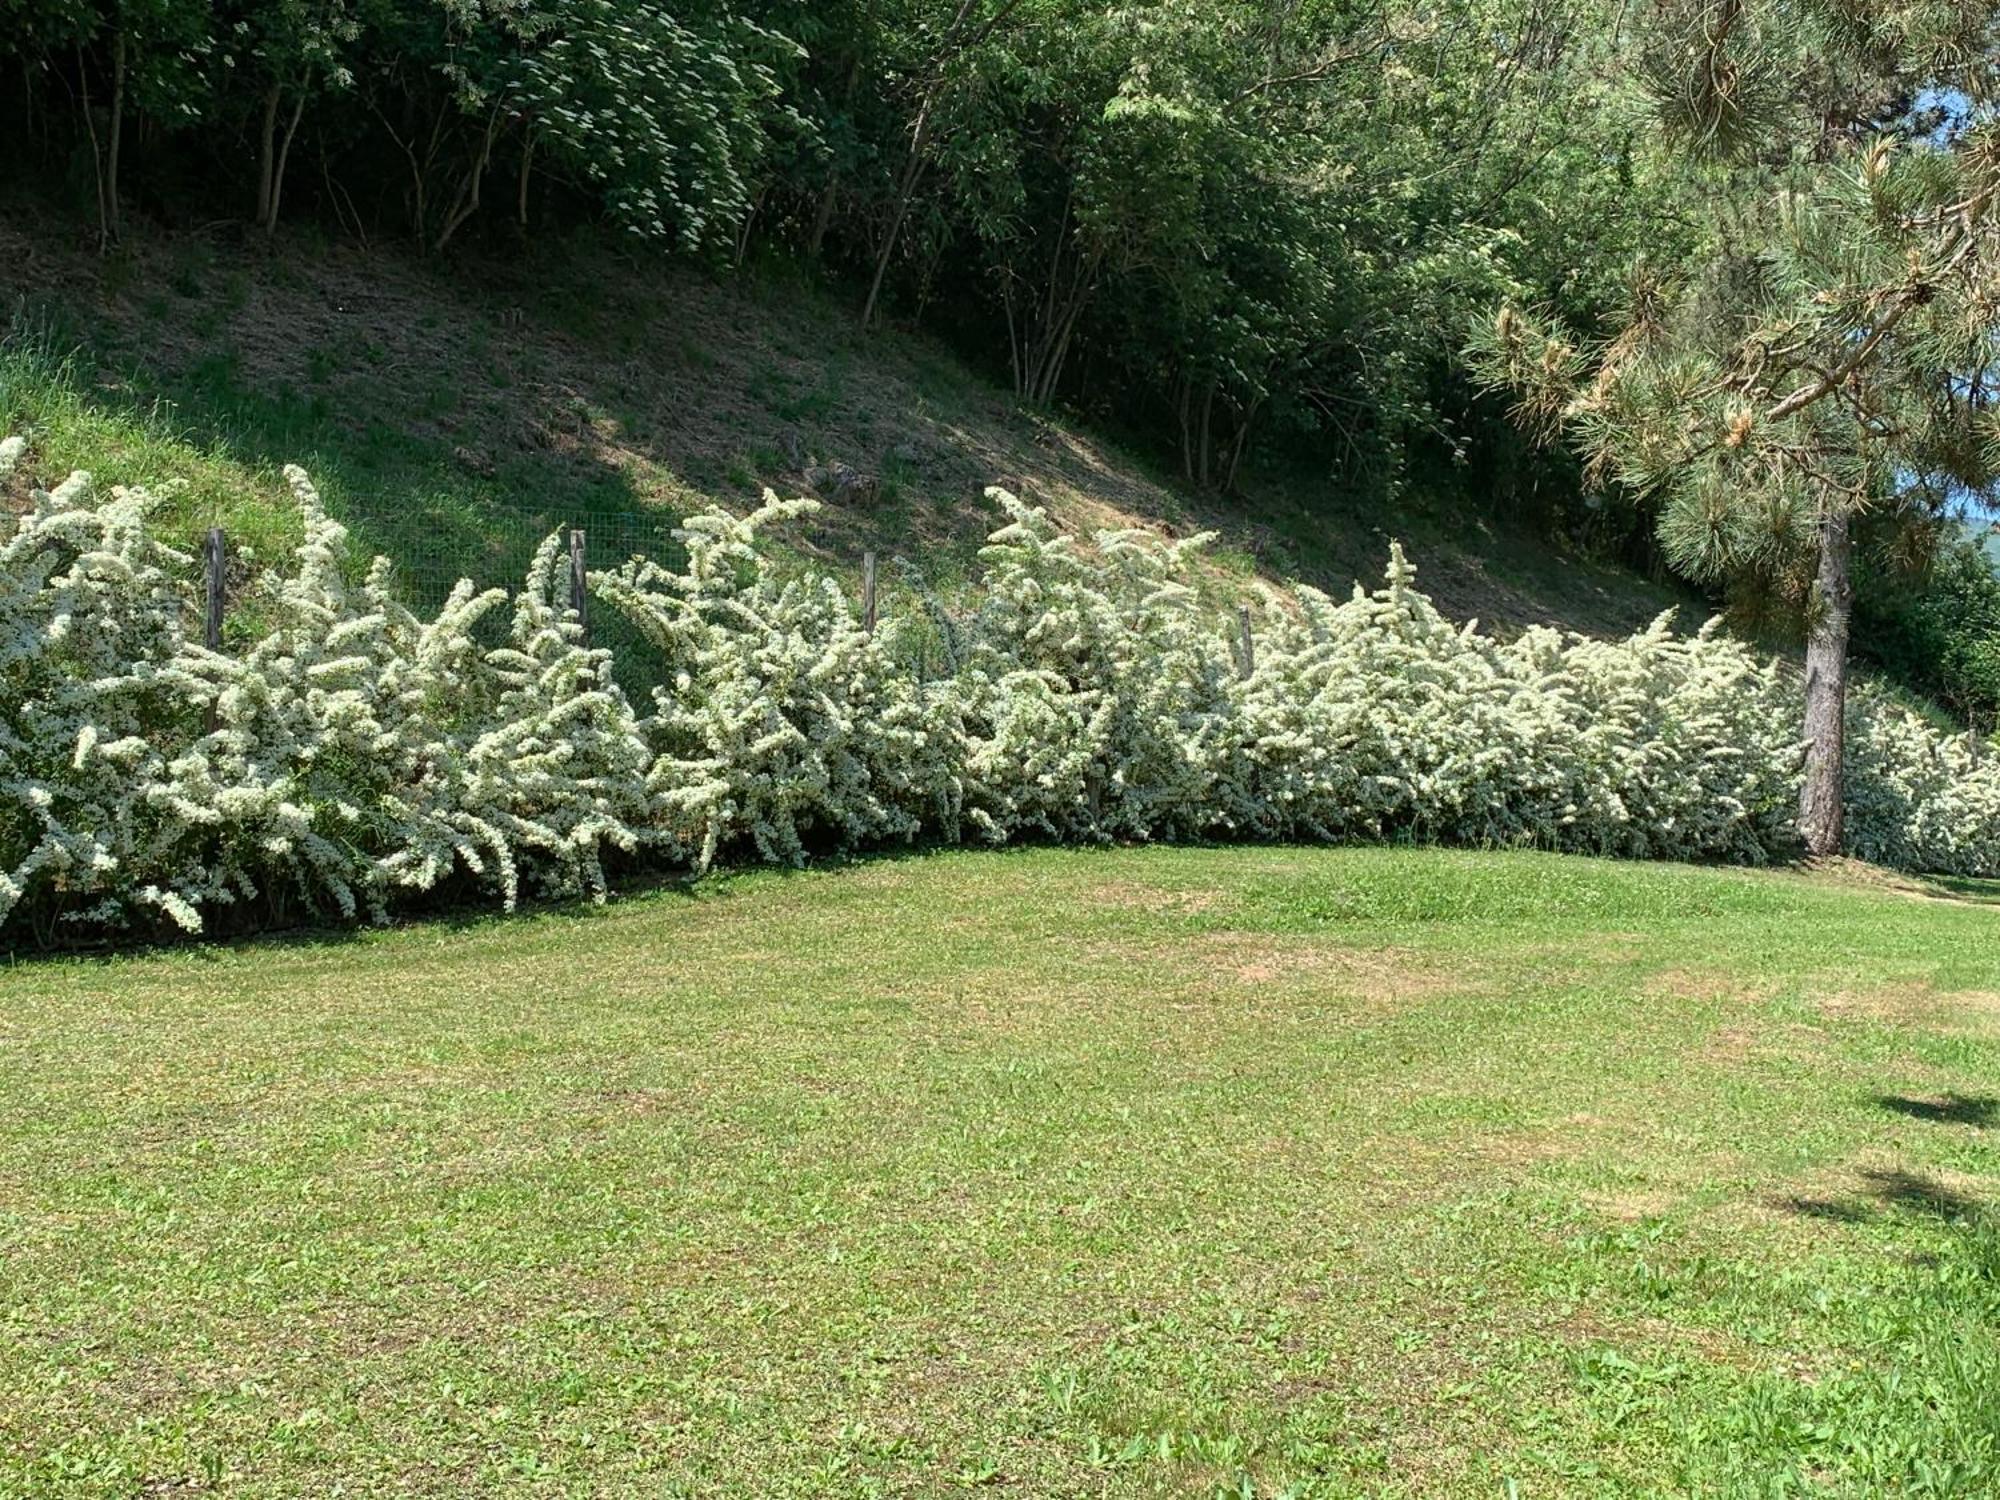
[1, 212, 1686, 634]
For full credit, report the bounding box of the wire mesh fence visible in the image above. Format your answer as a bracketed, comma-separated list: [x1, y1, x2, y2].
[385, 507, 686, 614]
[203, 505, 906, 704]
[383, 506, 687, 698]
[194, 505, 694, 700]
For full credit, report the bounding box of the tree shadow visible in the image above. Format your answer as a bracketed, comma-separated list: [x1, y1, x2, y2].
[2, 210, 1699, 643]
[1778, 1166, 1984, 1226]
[1913, 873, 2000, 906]
[1781, 1195, 1874, 1224]
[1858, 1168, 1982, 1220]
[3, 216, 1056, 598]
[1873, 1092, 1999, 1127]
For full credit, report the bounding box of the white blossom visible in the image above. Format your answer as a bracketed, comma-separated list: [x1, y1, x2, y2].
[3, 450, 1996, 943]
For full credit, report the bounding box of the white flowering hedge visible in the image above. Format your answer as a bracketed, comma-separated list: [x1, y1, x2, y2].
[3, 435, 1997, 943]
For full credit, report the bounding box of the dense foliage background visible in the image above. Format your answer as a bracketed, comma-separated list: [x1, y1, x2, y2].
[0, 4, 1646, 508]
[3, 0, 1997, 724]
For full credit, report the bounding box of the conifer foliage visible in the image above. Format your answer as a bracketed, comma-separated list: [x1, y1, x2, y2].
[5, 436, 1998, 946]
[1471, 0, 2000, 857]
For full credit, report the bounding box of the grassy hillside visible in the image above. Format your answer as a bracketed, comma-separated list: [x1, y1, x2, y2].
[1, 212, 1686, 636]
[5, 846, 2000, 1495]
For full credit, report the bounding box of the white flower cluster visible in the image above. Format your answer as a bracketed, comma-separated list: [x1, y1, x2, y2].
[4, 449, 1997, 942]
[592, 497, 953, 869]
[0, 451, 650, 939]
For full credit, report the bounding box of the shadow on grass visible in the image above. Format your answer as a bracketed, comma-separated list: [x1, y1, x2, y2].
[4, 241, 690, 605]
[0, 839, 988, 966]
[1780, 1167, 1987, 1227]
[1873, 1092, 1998, 1128]
[1778, 1095, 1995, 1224]
[1917, 872, 2000, 906]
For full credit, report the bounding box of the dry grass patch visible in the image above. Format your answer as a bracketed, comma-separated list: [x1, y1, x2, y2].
[1649, 965, 1782, 1004]
[1090, 929, 1464, 1007]
[1084, 878, 1222, 916]
[1815, 978, 2000, 1033]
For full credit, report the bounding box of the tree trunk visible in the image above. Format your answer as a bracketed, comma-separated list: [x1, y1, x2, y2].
[1178, 376, 1195, 484]
[267, 93, 305, 236]
[734, 184, 766, 269]
[807, 180, 839, 261]
[78, 44, 108, 250]
[1003, 290, 1023, 396]
[808, 56, 863, 261]
[257, 84, 280, 227]
[516, 131, 534, 228]
[1224, 394, 1262, 492]
[860, 104, 934, 329]
[863, 0, 995, 327]
[106, 32, 125, 241]
[433, 109, 502, 253]
[1799, 504, 1853, 857]
[1198, 384, 1216, 489]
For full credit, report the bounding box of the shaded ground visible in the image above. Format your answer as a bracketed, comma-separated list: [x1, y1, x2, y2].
[3, 846, 1999, 1495]
[0, 210, 1688, 634]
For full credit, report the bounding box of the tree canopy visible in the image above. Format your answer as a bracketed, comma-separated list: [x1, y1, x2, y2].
[6, 0, 2000, 775]
[1470, 0, 2000, 851]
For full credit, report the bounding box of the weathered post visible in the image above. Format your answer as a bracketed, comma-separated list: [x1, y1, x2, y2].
[569, 528, 589, 644]
[1237, 604, 1254, 680]
[862, 550, 878, 636]
[204, 527, 226, 651]
[203, 527, 225, 734]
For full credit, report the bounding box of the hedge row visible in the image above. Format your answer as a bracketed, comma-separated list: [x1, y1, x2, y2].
[4, 436, 1995, 944]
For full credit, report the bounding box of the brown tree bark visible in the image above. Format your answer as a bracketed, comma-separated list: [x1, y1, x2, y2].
[432, 108, 502, 252]
[78, 44, 108, 250]
[105, 32, 125, 241]
[267, 94, 305, 236]
[808, 55, 863, 261]
[859, 100, 934, 329]
[257, 84, 280, 227]
[516, 130, 534, 228]
[1799, 503, 1853, 857]
[860, 0, 1027, 330]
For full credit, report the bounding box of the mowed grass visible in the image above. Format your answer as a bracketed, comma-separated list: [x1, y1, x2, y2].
[4, 848, 2000, 1497]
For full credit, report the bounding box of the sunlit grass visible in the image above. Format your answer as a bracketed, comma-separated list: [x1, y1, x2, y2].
[3, 846, 1999, 1495]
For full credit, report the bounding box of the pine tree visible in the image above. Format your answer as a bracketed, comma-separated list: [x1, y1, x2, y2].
[1471, 0, 2000, 855]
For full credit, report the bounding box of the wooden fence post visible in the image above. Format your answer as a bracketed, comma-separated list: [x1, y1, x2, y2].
[204, 527, 226, 651]
[203, 527, 225, 733]
[862, 550, 878, 635]
[1237, 603, 1254, 680]
[569, 528, 589, 644]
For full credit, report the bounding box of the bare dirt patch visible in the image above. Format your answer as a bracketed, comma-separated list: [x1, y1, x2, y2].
[1102, 929, 1465, 1005]
[1816, 980, 2000, 1033]
[1085, 880, 1221, 917]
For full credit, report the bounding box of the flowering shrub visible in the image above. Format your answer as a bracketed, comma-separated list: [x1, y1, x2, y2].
[3, 441, 1998, 945]
[591, 496, 956, 869]
[0, 450, 651, 941]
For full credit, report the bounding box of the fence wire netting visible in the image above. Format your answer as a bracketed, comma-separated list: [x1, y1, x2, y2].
[207, 505, 695, 700]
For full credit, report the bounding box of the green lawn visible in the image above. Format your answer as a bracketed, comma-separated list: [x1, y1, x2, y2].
[4, 848, 2000, 1497]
